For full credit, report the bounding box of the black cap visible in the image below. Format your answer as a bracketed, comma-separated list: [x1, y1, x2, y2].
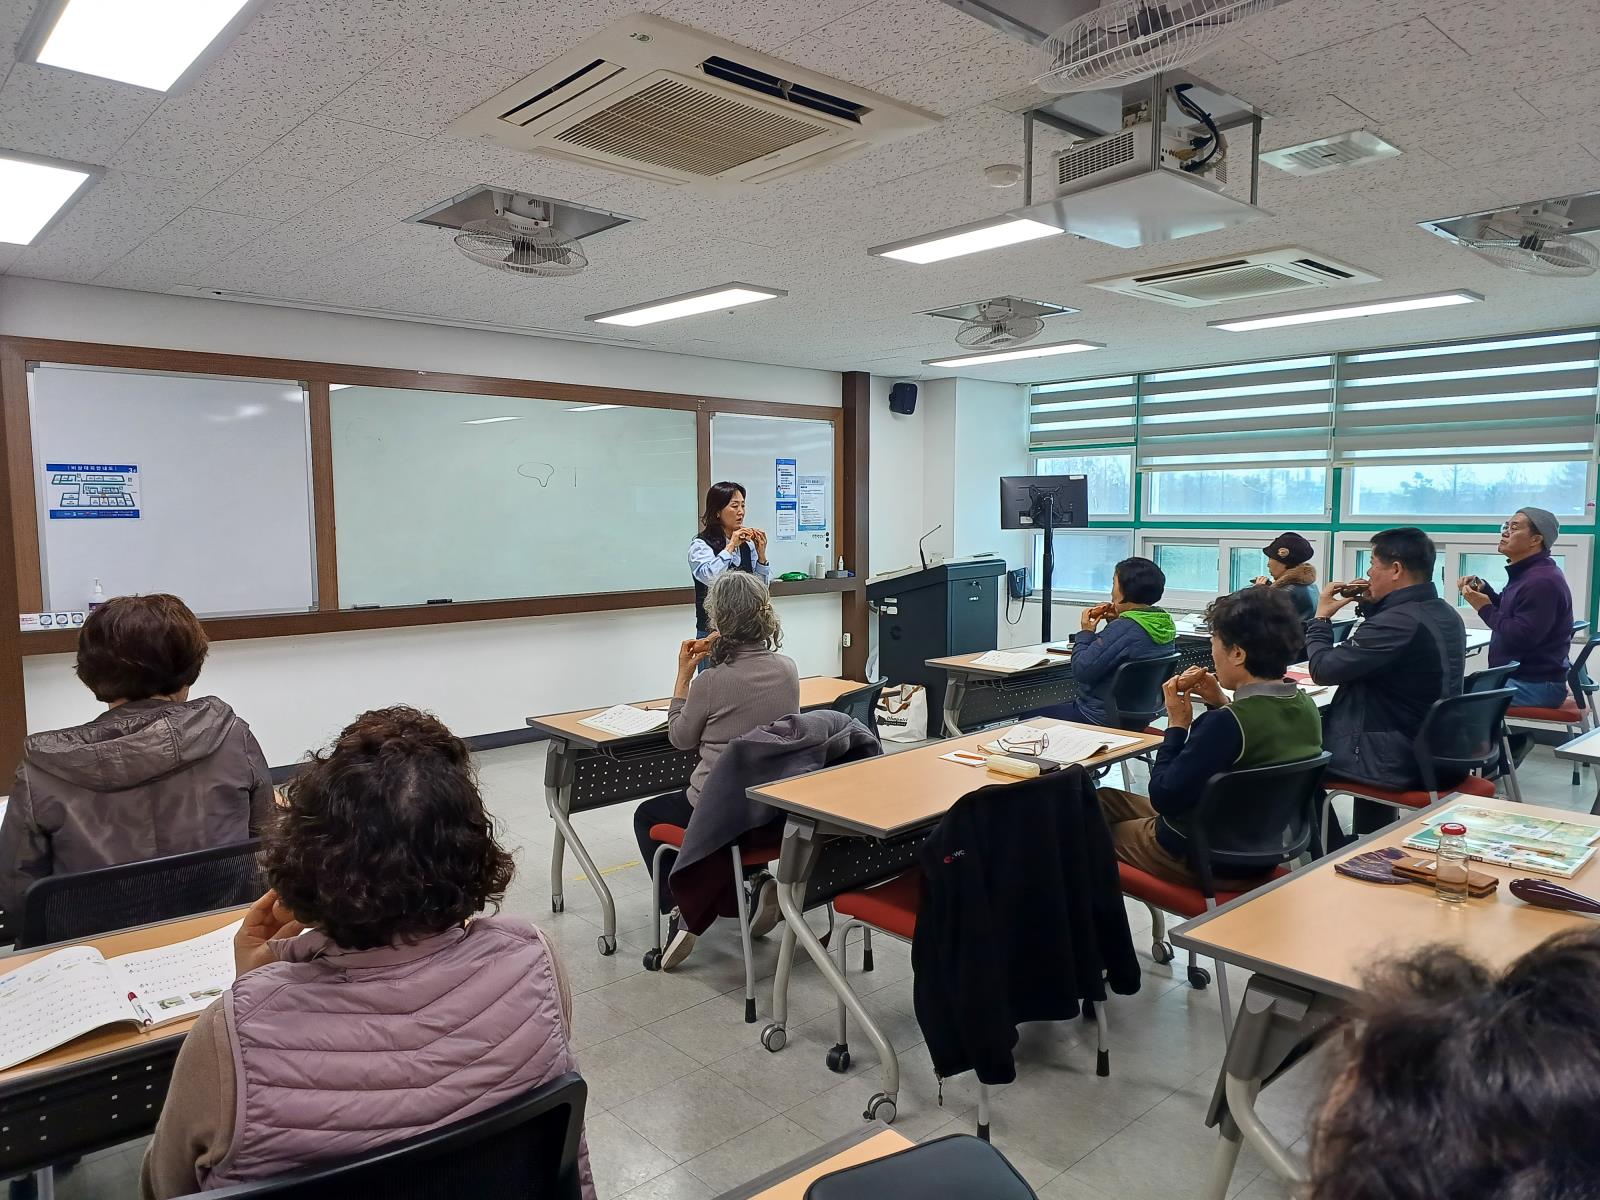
[1263, 532, 1314, 567]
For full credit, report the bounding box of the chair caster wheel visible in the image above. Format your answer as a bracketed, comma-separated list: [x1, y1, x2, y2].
[551, 896, 564, 913]
[1096, 1049, 1110, 1077]
[597, 935, 617, 956]
[826, 1045, 851, 1073]
[864, 1093, 897, 1124]
[761, 1024, 787, 1052]
[1187, 964, 1211, 990]
[643, 949, 662, 971]
[1151, 939, 1175, 965]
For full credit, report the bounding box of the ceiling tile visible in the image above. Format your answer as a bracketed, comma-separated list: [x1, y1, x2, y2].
[1462, 142, 1600, 203]
[0, 63, 163, 163]
[111, 118, 277, 188]
[1426, 0, 1599, 57]
[0, 244, 23, 273]
[323, 43, 524, 138]
[867, 29, 1038, 115]
[647, 0, 875, 50]
[199, 166, 341, 220]
[1519, 64, 1600, 122]
[6, 170, 211, 282]
[775, 0, 996, 89]
[96, 208, 280, 286]
[1383, 90, 1557, 169]
[1256, 94, 1372, 153]
[247, 115, 427, 183]
[399, 0, 635, 69]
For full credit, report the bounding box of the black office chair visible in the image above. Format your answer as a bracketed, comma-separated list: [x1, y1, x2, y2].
[1574, 620, 1591, 636]
[1321, 690, 1515, 851]
[182, 1072, 589, 1200]
[1330, 620, 1356, 646]
[1120, 753, 1331, 1038]
[830, 681, 885, 736]
[1103, 652, 1182, 733]
[1466, 661, 1519, 692]
[1507, 636, 1599, 786]
[18, 839, 263, 949]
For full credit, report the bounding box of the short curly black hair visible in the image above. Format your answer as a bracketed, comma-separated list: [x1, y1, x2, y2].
[263, 706, 515, 950]
[1205, 587, 1304, 678]
[75, 593, 208, 703]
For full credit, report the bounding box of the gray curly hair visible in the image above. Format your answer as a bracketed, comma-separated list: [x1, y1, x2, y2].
[705, 572, 782, 667]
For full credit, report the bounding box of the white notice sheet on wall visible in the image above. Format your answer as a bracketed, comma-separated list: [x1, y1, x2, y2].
[798, 474, 827, 532]
[775, 457, 798, 540]
[46, 463, 140, 520]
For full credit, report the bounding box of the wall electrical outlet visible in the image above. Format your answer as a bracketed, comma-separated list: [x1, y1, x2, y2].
[841, 632, 852, 648]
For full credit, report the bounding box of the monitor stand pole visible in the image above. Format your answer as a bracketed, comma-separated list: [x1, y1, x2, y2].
[1039, 492, 1056, 643]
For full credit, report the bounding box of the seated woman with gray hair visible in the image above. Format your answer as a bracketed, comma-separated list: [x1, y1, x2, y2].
[632, 571, 799, 969]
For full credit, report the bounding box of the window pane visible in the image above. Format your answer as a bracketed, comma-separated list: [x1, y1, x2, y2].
[1456, 551, 1567, 609]
[1229, 546, 1263, 591]
[1150, 543, 1221, 593]
[1036, 453, 1133, 518]
[1034, 531, 1132, 595]
[1348, 460, 1590, 518]
[1353, 548, 1446, 594]
[1147, 467, 1326, 516]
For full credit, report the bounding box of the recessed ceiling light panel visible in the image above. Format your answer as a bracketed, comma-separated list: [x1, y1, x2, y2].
[1208, 290, 1483, 332]
[924, 340, 1104, 368]
[0, 151, 99, 246]
[586, 283, 785, 326]
[27, 0, 263, 92]
[870, 215, 1063, 264]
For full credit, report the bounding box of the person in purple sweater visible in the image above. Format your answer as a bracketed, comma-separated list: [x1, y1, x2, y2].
[1459, 506, 1573, 709]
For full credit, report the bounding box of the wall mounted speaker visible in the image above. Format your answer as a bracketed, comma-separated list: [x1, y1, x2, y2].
[889, 381, 918, 414]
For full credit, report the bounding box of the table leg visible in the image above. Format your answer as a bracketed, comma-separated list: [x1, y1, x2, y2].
[762, 818, 901, 1123]
[543, 745, 617, 956]
[1201, 974, 1343, 1200]
[942, 675, 967, 738]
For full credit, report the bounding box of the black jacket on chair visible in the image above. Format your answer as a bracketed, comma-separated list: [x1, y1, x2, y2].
[910, 766, 1142, 1086]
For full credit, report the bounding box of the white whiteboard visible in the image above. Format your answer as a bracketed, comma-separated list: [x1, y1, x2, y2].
[29, 364, 317, 617]
[709, 412, 836, 577]
[331, 387, 697, 606]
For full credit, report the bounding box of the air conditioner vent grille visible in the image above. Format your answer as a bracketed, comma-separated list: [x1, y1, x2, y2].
[700, 55, 867, 123]
[555, 77, 825, 176]
[1155, 264, 1323, 303]
[1058, 129, 1136, 185]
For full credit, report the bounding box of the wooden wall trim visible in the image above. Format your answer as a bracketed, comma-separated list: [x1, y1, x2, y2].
[0, 344, 26, 781]
[841, 371, 871, 680]
[695, 409, 711, 512]
[1, 344, 41, 613]
[305, 382, 338, 610]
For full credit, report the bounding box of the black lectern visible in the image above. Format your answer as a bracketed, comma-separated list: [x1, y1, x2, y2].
[867, 558, 1006, 719]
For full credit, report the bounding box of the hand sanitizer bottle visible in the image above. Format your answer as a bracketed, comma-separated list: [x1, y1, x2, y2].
[89, 578, 106, 612]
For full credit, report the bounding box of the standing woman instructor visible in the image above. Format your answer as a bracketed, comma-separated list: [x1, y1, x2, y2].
[689, 482, 771, 640]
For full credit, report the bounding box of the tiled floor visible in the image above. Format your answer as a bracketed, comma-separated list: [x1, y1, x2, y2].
[44, 744, 1597, 1200]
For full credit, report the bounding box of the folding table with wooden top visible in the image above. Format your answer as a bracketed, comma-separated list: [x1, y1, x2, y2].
[0, 907, 247, 1185]
[746, 718, 1161, 1125]
[1172, 795, 1600, 1200]
[926, 644, 1075, 736]
[527, 676, 861, 956]
[715, 1126, 912, 1200]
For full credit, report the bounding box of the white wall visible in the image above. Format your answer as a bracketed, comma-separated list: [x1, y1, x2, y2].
[866, 377, 924, 577]
[2, 279, 843, 762]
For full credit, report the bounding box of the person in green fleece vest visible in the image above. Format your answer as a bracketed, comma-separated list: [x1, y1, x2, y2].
[1038, 556, 1176, 727]
[1098, 586, 1324, 887]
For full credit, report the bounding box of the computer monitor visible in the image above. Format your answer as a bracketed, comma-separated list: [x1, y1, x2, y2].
[999, 474, 1089, 530]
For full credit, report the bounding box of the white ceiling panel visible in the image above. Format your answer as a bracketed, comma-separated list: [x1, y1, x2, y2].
[1, 0, 1597, 384]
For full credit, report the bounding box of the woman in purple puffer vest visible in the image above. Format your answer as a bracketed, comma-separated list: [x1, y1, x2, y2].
[141, 706, 593, 1199]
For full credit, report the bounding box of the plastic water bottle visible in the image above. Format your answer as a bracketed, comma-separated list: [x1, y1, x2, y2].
[88, 578, 106, 612]
[1435, 821, 1470, 903]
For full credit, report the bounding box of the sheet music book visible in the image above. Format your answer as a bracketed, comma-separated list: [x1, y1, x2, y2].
[0, 919, 242, 1071]
[1403, 804, 1600, 879]
[970, 649, 1056, 672]
[982, 724, 1141, 766]
[578, 704, 670, 736]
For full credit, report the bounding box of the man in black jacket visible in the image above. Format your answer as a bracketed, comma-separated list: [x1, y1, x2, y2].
[1306, 527, 1465, 843]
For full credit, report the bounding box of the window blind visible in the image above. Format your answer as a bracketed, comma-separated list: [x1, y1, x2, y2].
[1333, 331, 1600, 465]
[1135, 356, 1333, 471]
[1028, 375, 1136, 450]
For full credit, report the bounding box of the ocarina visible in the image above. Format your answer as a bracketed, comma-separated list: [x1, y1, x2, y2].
[1509, 878, 1600, 915]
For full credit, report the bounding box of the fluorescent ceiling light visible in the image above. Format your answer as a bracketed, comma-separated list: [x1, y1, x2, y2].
[1209, 290, 1483, 332]
[924, 340, 1104, 368]
[327, 384, 353, 391]
[870, 216, 1063, 264]
[462, 416, 521, 425]
[568, 404, 620, 412]
[587, 284, 785, 327]
[31, 0, 258, 92]
[0, 153, 98, 245]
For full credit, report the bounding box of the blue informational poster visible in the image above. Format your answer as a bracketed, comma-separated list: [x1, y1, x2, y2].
[46, 463, 140, 519]
[775, 456, 798, 540]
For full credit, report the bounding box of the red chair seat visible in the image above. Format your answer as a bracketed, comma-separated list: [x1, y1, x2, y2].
[833, 871, 922, 940]
[1323, 774, 1496, 810]
[1143, 725, 1164, 737]
[648, 824, 781, 865]
[1507, 701, 1580, 723]
[1118, 862, 1288, 919]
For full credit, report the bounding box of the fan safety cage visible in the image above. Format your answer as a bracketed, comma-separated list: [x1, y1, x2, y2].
[1039, 0, 1277, 93]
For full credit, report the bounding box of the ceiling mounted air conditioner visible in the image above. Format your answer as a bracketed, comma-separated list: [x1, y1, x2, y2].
[449, 15, 940, 194]
[1088, 246, 1381, 307]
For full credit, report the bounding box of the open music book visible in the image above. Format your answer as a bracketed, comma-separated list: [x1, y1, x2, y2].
[982, 724, 1142, 766]
[0, 919, 241, 1071]
[970, 649, 1063, 672]
[578, 704, 670, 736]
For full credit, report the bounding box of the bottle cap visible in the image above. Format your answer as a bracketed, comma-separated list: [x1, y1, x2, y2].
[1440, 822, 1467, 836]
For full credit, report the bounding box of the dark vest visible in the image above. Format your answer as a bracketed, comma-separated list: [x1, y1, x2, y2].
[693, 531, 755, 632]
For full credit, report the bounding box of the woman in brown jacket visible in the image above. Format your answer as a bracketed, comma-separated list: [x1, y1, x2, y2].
[0, 594, 273, 915]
